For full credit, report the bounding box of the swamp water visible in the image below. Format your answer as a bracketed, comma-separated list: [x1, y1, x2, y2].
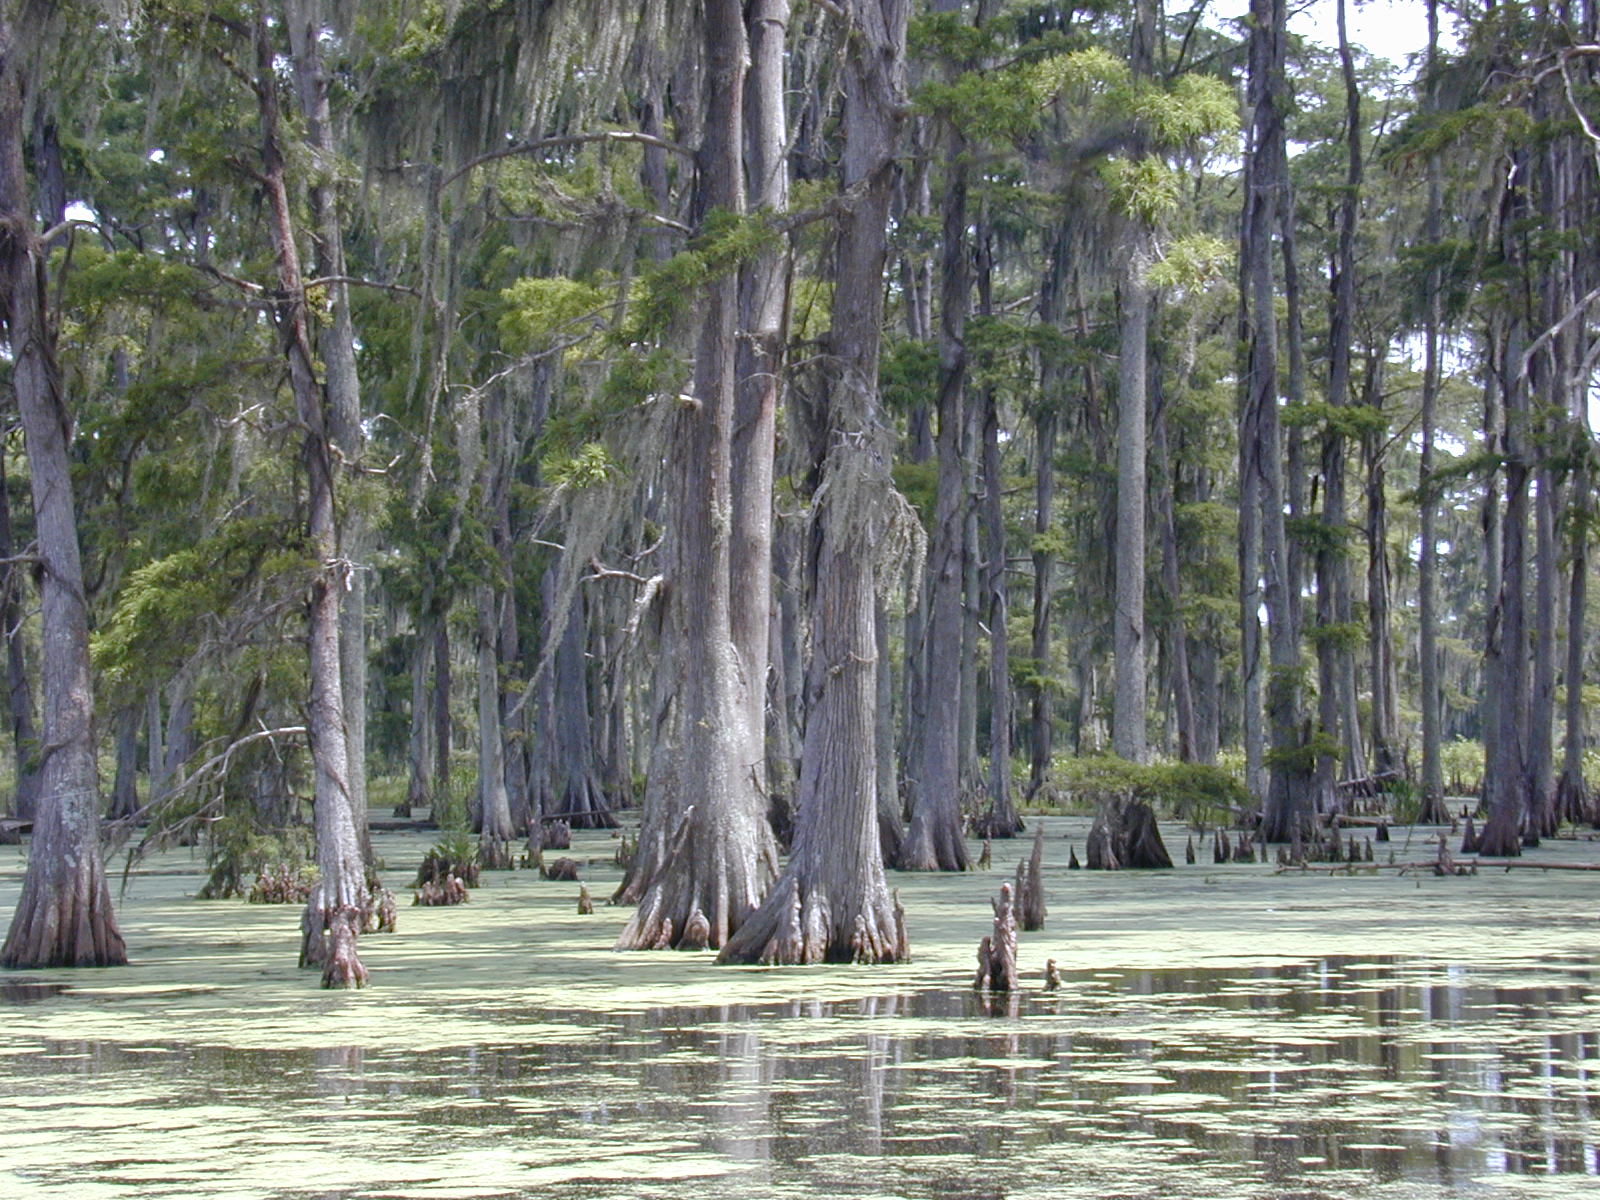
[3, 817, 1600, 1199]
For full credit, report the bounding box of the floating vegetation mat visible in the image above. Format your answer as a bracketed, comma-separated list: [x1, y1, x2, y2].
[3, 817, 1600, 1197]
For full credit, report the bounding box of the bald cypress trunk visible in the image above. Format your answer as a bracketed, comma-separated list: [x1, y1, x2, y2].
[903, 117, 971, 872]
[720, 0, 910, 965]
[252, 12, 365, 985]
[617, 2, 777, 951]
[0, 451, 38, 822]
[0, 13, 125, 968]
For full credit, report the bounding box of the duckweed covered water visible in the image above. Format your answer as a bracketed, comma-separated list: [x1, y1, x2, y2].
[3, 816, 1600, 1198]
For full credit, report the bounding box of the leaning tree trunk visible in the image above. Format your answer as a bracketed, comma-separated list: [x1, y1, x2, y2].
[617, 1, 776, 951]
[253, 12, 365, 986]
[719, 0, 910, 965]
[0, 17, 126, 967]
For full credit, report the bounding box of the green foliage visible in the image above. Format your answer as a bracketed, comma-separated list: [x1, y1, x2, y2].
[624, 209, 778, 342]
[1147, 234, 1233, 291]
[498, 276, 609, 354]
[543, 441, 617, 489]
[1100, 156, 1181, 223]
[197, 816, 314, 902]
[1052, 754, 1251, 822]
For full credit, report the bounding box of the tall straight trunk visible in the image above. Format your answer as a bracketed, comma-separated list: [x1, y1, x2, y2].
[1479, 356, 1504, 782]
[1417, 0, 1445, 815]
[980, 379, 1019, 835]
[874, 597, 904, 863]
[252, 13, 365, 985]
[546, 583, 614, 828]
[1113, 0, 1155, 765]
[1029, 400, 1057, 794]
[1530, 465, 1559, 834]
[401, 619, 434, 817]
[475, 585, 515, 862]
[110, 706, 140, 821]
[1244, 0, 1306, 841]
[618, 3, 777, 951]
[1152, 392, 1197, 761]
[1364, 365, 1403, 794]
[731, 0, 788, 817]
[1315, 0, 1361, 811]
[720, 0, 910, 964]
[432, 617, 452, 808]
[0, 451, 38, 821]
[1557, 467, 1591, 822]
[1481, 312, 1531, 856]
[903, 115, 972, 873]
[287, 0, 367, 846]
[1113, 238, 1149, 764]
[0, 15, 126, 967]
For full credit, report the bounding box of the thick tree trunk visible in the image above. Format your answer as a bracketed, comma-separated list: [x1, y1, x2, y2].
[0, 17, 126, 967]
[617, 3, 777, 951]
[720, 0, 910, 963]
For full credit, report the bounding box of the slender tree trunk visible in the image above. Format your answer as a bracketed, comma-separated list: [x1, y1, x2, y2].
[251, 13, 365, 985]
[1113, 235, 1149, 765]
[903, 115, 972, 872]
[720, 0, 910, 964]
[286, 0, 368, 854]
[475, 585, 515, 864]
[401, 618, 434, 817]
[1557, 467, 1591, 822]
[0, 16, 125, 967]
[1417, 0, 1446, 816]
[731, 0, 788, 824]
[1245, 0, 1307, 842]
[0, 450, 38, 821]
[432, 617, 452, 809]
[980, 376, 1019, 835]
[1152, 390, 1197, 761]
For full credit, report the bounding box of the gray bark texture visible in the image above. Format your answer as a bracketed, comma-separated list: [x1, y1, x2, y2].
[252, 12, 366, 985]
[617, 2, 777, 952]
[719, 0, 911, 965]
[0, 12, 126, 968]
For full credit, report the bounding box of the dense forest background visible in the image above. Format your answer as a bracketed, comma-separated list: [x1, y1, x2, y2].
[0, 0, 1596, 980]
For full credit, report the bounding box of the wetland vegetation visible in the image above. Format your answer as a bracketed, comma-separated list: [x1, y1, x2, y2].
[5, 0, 1600, 1192]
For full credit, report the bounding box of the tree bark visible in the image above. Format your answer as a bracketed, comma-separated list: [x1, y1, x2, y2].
[617, 2, 777, 951]
[0, 14, 126, 967]
[0, 449, 38, 821]
[251, 11, 365, 985]
[1112, 234, 1149, 765]
[902, 113, 972, 872]
[720, 0, 911, 965]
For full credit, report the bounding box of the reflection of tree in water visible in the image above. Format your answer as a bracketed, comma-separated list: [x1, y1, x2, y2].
[6, 961, 1600, 1195]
